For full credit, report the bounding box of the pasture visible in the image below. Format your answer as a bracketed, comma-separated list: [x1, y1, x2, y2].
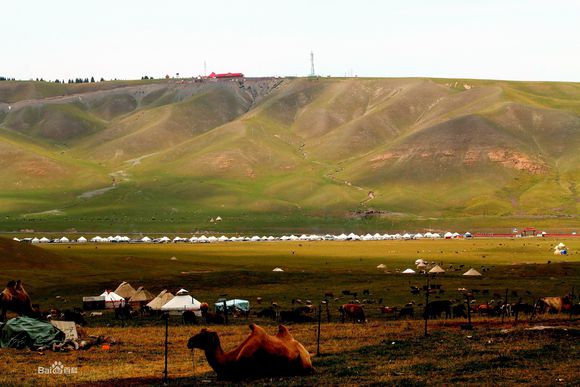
[1, 237, 579, 385]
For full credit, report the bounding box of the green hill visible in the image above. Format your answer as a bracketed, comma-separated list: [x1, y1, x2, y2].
[0, 77, 578, 232]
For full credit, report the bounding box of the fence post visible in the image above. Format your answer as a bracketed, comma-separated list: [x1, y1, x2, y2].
[466, 292, 472, 328]
[501, 288, 508, 323]
[317, 302, 323, 356]
[424, 275, 430, 336]
[163, 312, 169, 382]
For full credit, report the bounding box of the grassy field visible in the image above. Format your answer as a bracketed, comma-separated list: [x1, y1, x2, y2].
[1, 237, 578, 312]
[1, 237, 579, 385]
[0, 318, 578, 386]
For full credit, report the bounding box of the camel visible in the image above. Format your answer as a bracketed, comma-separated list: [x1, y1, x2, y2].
[1, 280, 34, 321]
[187, 323, 314, 380]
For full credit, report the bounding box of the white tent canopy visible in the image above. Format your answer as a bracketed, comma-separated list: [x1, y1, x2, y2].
[272, 267, 284, 272]
[402, 268, 416, 274]
[463, 268, 482, 276]
[428, 265, 446, 274]
[160, 289, 202, 316]
[99, 290, 126, 309]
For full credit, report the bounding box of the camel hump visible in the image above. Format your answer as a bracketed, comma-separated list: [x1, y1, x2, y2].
[249, 323, 267, 336]
[276, 324, 293, 340]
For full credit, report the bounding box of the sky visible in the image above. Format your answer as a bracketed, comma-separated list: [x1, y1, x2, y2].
[2, 0, 580, 82]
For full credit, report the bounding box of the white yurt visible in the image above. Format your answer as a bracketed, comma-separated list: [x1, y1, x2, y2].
[463, 268, 482, 276]
[377, 264, 386, 269]
[77, 236, 87, 243]
[99, 290, 126, 309]
[402, 268, 416, 274]
[272, 267, 284, 272]
[160, 289, 202, 316]
[428, 265, 446, 274]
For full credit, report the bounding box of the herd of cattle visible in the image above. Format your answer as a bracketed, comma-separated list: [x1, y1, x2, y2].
[248, 289, 579, 325]
[3, 279, 577, 327]
[56, 290, 580, 326]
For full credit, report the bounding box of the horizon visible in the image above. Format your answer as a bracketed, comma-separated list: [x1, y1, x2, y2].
[2, 0, 579, 83]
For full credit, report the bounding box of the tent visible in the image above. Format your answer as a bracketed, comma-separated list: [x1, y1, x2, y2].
[0, 316, 65, 349]
[402, 268, 416, 274]
[114, 282, 137, 299]
[77, 236, 87, 243]
[129, 286, 155, 307]
[463, 268, 482, 276]
[214, 299, 250, 314]
[146, 290, 174, 311]
[428, 265, 446, 274]
[160, 289, 202, 316]
[272, 267, 284, 272]
[99, 290, 126, 309]
[376, 264, 386, 269]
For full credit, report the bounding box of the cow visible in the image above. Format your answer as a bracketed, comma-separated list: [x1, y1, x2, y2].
[512, 302, 534, 319]
[279, 309, 314, 323]
[452, 303, 467, 318]
[256, 307, 277, 320]
[339, 304, 365, 323]
[182, 310, 199, 324]
[473, 303, 496, 317]
[380, 306, 398, 320]
[536, 295, 572, 314]
[424, 300, 451, 319]
[398, 306, 414, 319]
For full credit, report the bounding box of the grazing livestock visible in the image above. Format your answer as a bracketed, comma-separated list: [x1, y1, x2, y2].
[182, 310, 199, 324]
[398, 306, 414, 319]
[279, 309, 314, 323]
[513, 302, 534, 319]
[424, 300, 452, 319]
[537, 295, 572, 314]
[114, 304, 133, 320]
[62, 310, 87, 326]
[452, 304, 467, 318]
[339, 304, 366, 323]
[187, 324, 314, 379]
[256, 307, 277, 320]
[200, 303, 225, 324]
[473, 303, 496, 317]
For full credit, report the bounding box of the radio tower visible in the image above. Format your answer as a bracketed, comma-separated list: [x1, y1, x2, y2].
[310, 51, 315, 77]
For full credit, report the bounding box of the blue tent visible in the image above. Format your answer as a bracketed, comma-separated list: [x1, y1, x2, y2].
[214, 299, 250, 313]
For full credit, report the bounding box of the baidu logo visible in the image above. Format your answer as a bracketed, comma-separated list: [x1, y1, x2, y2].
[38, 361, 78, 375]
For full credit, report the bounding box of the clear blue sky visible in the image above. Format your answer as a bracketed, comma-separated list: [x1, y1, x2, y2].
[2, 0, 579, 82]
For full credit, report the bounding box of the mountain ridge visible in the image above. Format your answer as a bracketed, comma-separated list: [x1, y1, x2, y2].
[0, 77, 578, 231]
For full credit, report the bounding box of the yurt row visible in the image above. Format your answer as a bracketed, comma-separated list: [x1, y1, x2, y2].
[14, 232, 469, 244]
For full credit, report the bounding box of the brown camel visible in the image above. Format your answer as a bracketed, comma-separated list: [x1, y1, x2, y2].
[187, 323, 314, 379]
[1, 280, 34, 321]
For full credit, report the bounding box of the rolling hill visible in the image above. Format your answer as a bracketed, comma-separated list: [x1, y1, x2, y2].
[0, 77, 578, 232]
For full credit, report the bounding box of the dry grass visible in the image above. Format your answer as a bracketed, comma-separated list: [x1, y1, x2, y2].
[1, 317, 578, 386]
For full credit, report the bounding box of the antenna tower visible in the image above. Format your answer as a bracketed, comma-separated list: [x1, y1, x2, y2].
[310, 51, 315, 77]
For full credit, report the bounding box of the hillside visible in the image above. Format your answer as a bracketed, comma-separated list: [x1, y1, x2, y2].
[0, 77, 579, 232]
